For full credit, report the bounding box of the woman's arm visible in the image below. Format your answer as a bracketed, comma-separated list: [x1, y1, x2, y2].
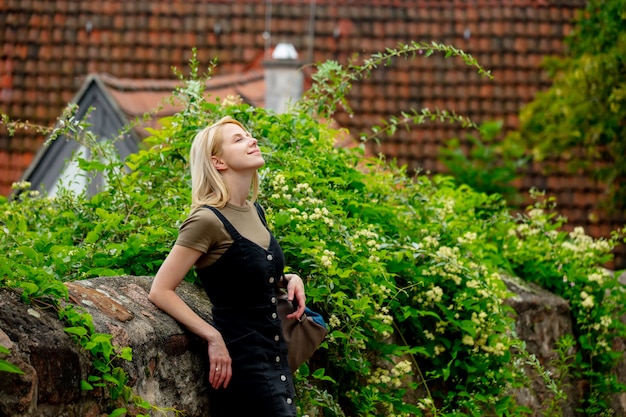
[149, 244, 232, 388]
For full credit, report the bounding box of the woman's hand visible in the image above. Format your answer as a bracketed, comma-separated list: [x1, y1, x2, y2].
[207, 335, 232, 389]
[284, 273, 306, 320]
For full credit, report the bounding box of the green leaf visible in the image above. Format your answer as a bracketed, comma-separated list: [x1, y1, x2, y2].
[17, 280, 38, 300]
[86, 267, 123, 277]
[17, 246, 39, 261]
[312, 367, 336, 383]
[84, 231, 100, 244]
[119, 347, 133, 362]
[108, 408, 127, 417]
[80, 380, 94, 390]
[0, 359, 24, 374]
[103, 373, 122, 385]
[64, 326, 88, 337]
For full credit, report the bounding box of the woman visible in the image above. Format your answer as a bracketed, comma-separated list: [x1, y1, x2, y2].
[149, 116, 306, 416]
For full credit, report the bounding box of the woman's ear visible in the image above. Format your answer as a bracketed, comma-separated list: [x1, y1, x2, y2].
[212, 156, 227, 171]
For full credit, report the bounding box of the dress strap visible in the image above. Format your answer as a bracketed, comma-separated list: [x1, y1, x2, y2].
[253, 202, 268, 228]
[202, 205, 243, 240]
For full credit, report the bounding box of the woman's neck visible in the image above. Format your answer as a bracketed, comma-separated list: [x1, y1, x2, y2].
[223, 172, 253, 207]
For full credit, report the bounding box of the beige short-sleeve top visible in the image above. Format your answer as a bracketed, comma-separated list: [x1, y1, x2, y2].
[175, 201, 271, 269]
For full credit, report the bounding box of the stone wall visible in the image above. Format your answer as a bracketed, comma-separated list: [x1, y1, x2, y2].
[0, 276, 211, 417]
[0, 275, 624, 416]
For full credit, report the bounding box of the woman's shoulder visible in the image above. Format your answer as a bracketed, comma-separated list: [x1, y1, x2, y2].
[180, 206, 224, 231]
[176, 206, 231, 252]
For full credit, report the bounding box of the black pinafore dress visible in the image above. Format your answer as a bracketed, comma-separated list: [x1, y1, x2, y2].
[196, 204, 297, 417]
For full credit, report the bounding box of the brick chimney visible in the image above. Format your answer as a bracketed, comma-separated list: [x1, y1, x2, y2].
[263, 43, 303, 113]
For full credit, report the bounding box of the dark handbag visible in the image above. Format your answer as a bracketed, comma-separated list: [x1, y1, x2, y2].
[277, 291, 328, 371]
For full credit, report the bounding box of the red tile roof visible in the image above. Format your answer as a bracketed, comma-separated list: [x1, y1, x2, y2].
[95, 71, 265, 136]
[4, 0, 623, 266]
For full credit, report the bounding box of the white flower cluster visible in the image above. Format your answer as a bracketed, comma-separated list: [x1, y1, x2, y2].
[368, 254, 381, 264]
[464, 278, 495, 299]
[282, 201, 333, 227]
[514, 223, 540, 237]
[392, 360, 412, 377]
[580, 291, 595, 309]
[367, 360, 412, 388]
[435, 197, 456, 218]
[320, 249, 335, 269]
[298, 196, 325, 206]
[560, 241, 581, 253]
[596, 338, 610, 352]
[451, 308, 509, 356]
[373, 312, 394, 326]
[11, 180, 32, 190]
[436, 245, 459, 259]
[588, 270, 609, 285]
[435, 321, 448, 334]
[592, 315, 612, 331]
[586, 311, 613, 353]
[422, 235, 439, 249]
[273, 179, 325, 209]
[417, 397, 434, 410]
[354, 228, 379, 240]
[269, 173, 287, 200]
[471, 311, 488, 325]
[545, 230, 559, 240]
[528, 208, 546, 224]
[10, 181, 40, 199]
[366, 239, 378, 249]
[351, 338, 366, 350]
[372, 283, 393, 297]
[425, 285, 443, 304]
[456, 231, 477, 245]
[561, 227, 612, 257]
[329, 314, 341, 328]
[481, 340, 508, 356]
[308, 207, 334, 227]
[220, 94, 243, 106]
[462, 335, 475, 346]
[421, 246, 464, 285]
[414, 236, 439, 250]
[294, 182, 313, 195]
[350, 228, 382, 260]
[466, 279, 480, 289]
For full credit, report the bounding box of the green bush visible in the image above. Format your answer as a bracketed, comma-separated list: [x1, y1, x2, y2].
[510, 0, 626, 213]
[439, 120, 527, 206]
[1, 46, 625, 416]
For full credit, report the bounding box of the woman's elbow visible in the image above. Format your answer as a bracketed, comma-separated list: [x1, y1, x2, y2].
[148, 287, 161, 306]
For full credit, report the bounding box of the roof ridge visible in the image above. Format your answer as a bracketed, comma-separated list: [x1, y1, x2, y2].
[95, 73, 182, 91]
[94, 71, 265, 93]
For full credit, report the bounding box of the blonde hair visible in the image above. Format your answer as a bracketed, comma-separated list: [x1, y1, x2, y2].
[189, 116, 260, 209]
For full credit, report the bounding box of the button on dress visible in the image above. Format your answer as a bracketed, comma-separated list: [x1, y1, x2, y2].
[197, 204, 297, 417]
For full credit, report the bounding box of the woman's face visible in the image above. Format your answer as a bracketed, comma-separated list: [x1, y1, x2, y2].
[213, 122, 265, 172]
